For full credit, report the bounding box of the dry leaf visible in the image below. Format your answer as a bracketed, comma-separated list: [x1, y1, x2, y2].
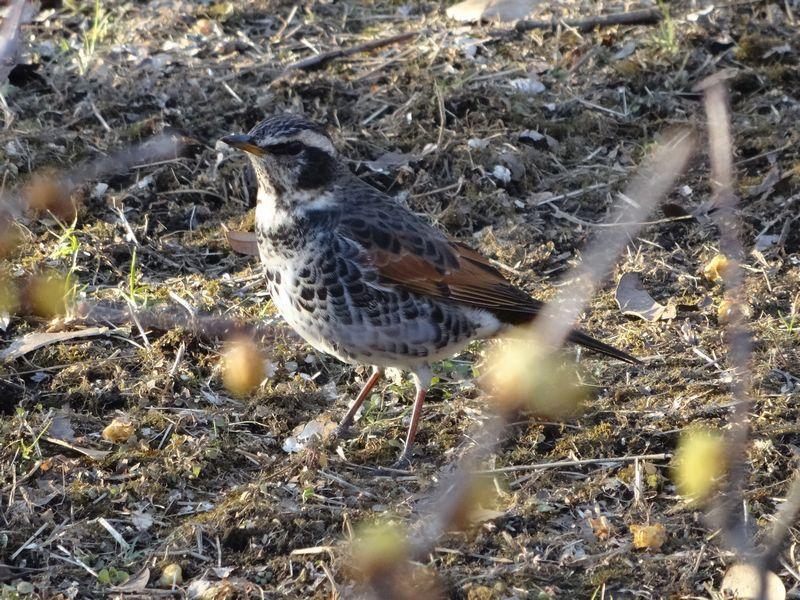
[588, 516, 613, 540]
[363, 151, 415, 175]
[102, 418, 135, 443]
[721, 564, 785, 600]
[282, 417, 337, 453]
[48, 409, 76, 442]
[446, 0, 542, 23]
[2, 327, 109, 362]
[615, 273, 676, 321]
[630, 523, 667, 550]
[225, 230, 259, 256]
[110, 568, 150, 593]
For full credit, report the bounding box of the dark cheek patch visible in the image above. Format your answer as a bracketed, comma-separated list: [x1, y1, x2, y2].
[297, 147, 336, 189]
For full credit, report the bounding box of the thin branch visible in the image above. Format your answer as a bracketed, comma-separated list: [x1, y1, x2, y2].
[515, 8, 663, 33]
[697, 73, 756, 558]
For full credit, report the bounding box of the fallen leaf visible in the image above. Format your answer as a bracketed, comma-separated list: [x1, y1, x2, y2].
[630, 523, 667, 550]
[225, 230, 259, 256]
[363, 151, 415, 175]
[2, 327, 110, 362]
[508, 77, 546, 95]
[282, 418, 337, 453]
[48, 408, 76, 442]
[446, 0, 542, 23]
[615, 273, 676, 321]
[588, 516, 613, 540]
[721, 564, 785, 600]
[491, 165, 511, 184]
[130, 510, 154, 531]
[110, 568, 150, 593]
[755, 233, 780, 252]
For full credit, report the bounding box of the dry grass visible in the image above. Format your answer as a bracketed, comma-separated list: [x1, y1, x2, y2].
[0, 0, 798, 597]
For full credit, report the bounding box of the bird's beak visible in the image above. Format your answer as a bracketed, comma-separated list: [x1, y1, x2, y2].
[221, 134, 265, 156]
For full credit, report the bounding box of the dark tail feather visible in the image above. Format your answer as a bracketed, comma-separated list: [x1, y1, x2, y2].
[567, 329, 642, 365]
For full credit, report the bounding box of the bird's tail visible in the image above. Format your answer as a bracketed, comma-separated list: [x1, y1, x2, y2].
[566, 329, 642, 365]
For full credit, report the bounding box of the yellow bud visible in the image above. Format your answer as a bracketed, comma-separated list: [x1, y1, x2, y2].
[158, 564, 183, 587]
[717, 298, 752, 324]
[673, 428, 727, 501]
[350, 520, 409, 581]
[23, 272, 69, 318]
[485, 340, 586, 418]
[221, 338, 266, 396]
[0, 277, 19, 314]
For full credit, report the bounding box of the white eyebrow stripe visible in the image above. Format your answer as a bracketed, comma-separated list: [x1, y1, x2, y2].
[295, 130, 335, 155]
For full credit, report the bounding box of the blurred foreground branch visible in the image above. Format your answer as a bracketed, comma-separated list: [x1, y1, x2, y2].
[353, 129, 695, 599]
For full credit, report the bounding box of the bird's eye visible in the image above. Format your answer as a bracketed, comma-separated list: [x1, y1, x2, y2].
[266, 141, 304, 156]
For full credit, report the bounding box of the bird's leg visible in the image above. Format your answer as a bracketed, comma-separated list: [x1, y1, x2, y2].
[394, 368, 433, 469]
[332, 367, 383, 438]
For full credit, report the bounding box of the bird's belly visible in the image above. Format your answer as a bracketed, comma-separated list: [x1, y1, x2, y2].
[266, 267, 501, 368]
[267, 278, 354, 363]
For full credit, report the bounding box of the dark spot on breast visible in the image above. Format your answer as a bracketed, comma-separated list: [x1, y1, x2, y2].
[373, 228, 391, 249]
[300, 287, 315, 301]
[274, 271, 281, 284]
[431, 305, 444, 323]
[402, 304, 419, 319]
[317, 287, 327, 300]
[298, 266, 311, 279]
[345, 217, 366, 231]
[348, 281, 366, 296]
[329, 283, 344, 298]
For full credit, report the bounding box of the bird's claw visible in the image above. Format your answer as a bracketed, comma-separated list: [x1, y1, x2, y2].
[390, 454, 413, 471]
[330, 424, 355, 441]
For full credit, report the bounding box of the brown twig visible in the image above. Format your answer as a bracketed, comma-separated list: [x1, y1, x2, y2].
[515, 8, 663, 33]
[75, 300, 286, 344]
[244, 31, 419, 87]
[284, 31, 418, 73]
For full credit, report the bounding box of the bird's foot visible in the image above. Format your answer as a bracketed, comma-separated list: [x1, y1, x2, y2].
[329, 424, 356, 441]
[390, 453, 414, 471]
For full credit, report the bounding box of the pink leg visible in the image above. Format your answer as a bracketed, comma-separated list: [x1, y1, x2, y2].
[334, 367, 383, 436]
[394, 368, 433, 469]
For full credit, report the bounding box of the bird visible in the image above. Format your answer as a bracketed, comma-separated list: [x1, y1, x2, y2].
[222, 114, 639, 468]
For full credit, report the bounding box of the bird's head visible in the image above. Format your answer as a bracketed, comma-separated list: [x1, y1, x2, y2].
[222, 114, 337, 198]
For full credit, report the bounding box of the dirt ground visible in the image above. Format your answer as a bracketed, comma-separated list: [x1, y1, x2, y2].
[0, 0, 799, 597]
